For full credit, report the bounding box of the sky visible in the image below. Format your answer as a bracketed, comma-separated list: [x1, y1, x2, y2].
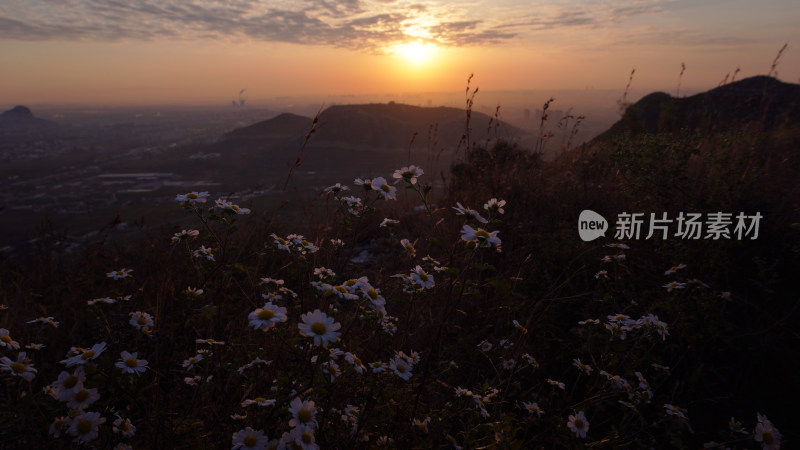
[1, 0, 798, 106]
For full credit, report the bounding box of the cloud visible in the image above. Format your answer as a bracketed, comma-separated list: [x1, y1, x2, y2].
[611, 4, 665, 19]
[0, 0, 519, 50]
[0, 0, 687, 51]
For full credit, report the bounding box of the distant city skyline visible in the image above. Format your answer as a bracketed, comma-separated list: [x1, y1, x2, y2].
[1, 0, 798, 105]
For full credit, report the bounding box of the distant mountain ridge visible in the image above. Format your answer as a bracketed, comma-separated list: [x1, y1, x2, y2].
[223, 102, 532, 152]
[595, 76, 800, 140]
[0, 105, 57, 130]
[225, 112, 311, 141]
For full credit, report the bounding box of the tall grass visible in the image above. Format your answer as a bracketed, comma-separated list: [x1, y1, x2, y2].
[1, 78, 797, 449]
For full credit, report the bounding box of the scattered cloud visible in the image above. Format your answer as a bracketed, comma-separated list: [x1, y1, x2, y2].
[0, 0, 684, 51]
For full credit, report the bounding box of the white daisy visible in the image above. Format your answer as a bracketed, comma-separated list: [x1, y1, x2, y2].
[664, 403, 688, 421]
[572, 358, 593, 375]
[129, 311, 154, 331]
[106, 268, 133, 279]
[567, 410, 589, 439]
[389, 357, 413, 380]
[288, 397, 318, 428]
[115, 351, 149, 375]
[410, 265, 435, 289]
[323, 183, 349, 195]
[52, 366, 86, 401]
[215, 198, 251, 214]
[232, 427, 268, 449]
[380, 218, 400, 227]
[483, 198, 506, 214]
[171, 229, 199, 243]
[453, 202, 488, 223]
[248, 302, 288, 332]
[175, 191, 209, 204]
[460, 225, 501, 251]
[0, 351, 37, 381]
[65, 386, 100, 410]
[67, 411, 105, 444]
[0, 328, 20, 350]
[371, 177, 397, 200]
[298, 310, 341, 348]
[193, 245, 216, 261]
[182, 353, 204, 370]
[61, 342, 107, 367]
[523, 401, 544, 416]
[113, 414, 136, 438]
[754, 413, 782, 450]
[392, 165, 424, 185]
[241, 397, 276, 408]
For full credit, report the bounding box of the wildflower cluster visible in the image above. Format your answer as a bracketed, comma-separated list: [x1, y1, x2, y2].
[0, 161, 787, 449]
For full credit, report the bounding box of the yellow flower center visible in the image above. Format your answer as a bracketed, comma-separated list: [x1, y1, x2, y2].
[254, 397, 267, 403]
[81, 350, 95, 360]
[575, 418, 584, 429]
[367, 289, 378, 300]
[335, 286, 348, 294]
[257, 309, 275, 320]
[380, 184, 391, 193]
[137, 317, 147, 325]
[74, 389, 89, 402]
[310, 322, 327, 335]
[396, 364, 407, 373]
[419, 273, 428, 281]
[10, 362, 25, 373]
[298, 409, 313, 423]
[763, 431, 774, 444]
[353, 356, 362, 366]
[475, 229, 491, 239]
[301, 431, 313, 444]
[77, 419, 92, 434]
[416, 423, 426, 432]
[125, 358, 139, 368]
[243, 434, 258, 447]
[1, 335, 12, 343]
[63, 375, 78, 388]
[186, 193, 199, 199]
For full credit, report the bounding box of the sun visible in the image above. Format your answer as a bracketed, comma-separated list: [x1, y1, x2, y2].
[393, 41, 437, 66]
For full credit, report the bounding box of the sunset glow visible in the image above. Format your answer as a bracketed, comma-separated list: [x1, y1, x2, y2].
[393, 41, 438, 66]
[0, 0, 797, 106]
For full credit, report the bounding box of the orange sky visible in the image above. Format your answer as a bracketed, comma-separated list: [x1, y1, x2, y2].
[1, 0, 798, 106]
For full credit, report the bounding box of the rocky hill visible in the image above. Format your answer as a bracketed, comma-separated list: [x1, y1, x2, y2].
[222, 102, 533, 154]
[0, 105, 57, 130]
[595, 76, 800, 141]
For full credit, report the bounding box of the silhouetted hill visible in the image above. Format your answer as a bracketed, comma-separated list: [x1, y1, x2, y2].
[224, 112, 311, 142]
[0, 105, 57, 130]
[223, 102, 533, 153]
[595, 76, 800, 141]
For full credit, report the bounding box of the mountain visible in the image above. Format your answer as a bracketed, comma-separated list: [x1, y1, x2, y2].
[595, 76, 800, 141]
[223, 102, 533, 153]
[0, 105, 57, 130]
[224, 112, 311, 143]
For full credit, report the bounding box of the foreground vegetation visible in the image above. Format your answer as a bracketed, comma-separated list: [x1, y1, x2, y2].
[1, 91, 798, 449]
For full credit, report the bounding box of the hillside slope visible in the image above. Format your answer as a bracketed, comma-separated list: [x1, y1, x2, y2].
[595, 76, 800, 141]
